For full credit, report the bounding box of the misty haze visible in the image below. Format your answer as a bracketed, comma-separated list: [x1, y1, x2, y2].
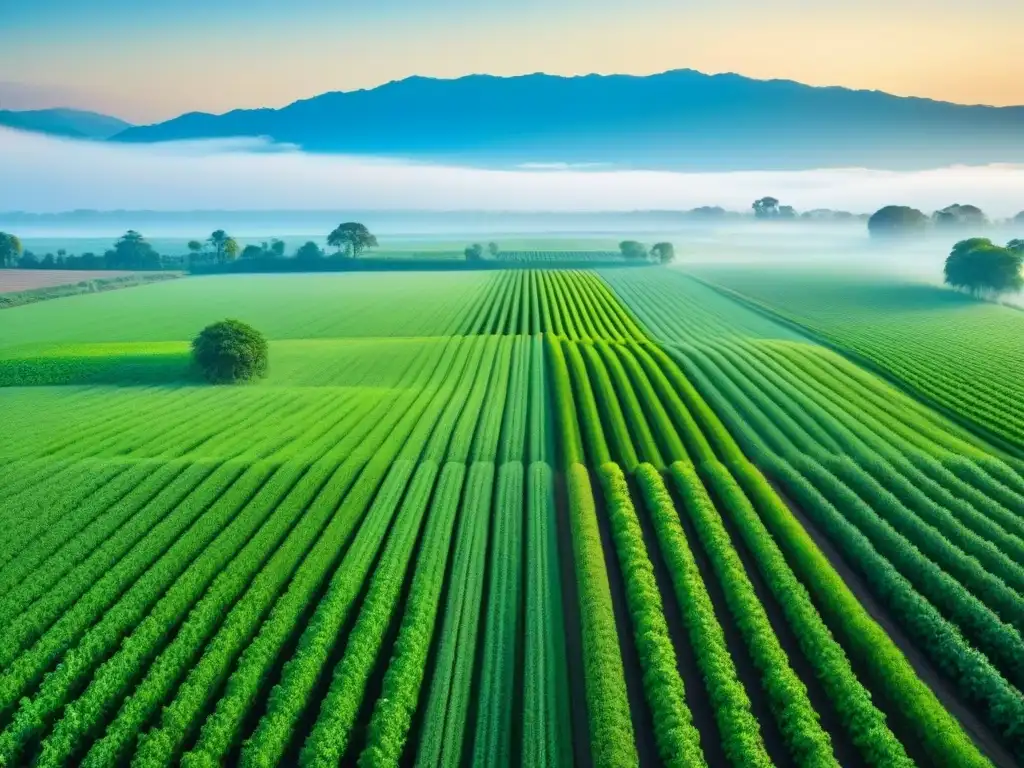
[4, 6, 1024, 768]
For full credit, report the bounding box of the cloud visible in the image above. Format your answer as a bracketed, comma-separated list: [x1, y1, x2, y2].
[3, 127, 1024, 216]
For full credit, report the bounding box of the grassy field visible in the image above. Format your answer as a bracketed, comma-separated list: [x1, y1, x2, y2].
[0, 265, 1021, 768]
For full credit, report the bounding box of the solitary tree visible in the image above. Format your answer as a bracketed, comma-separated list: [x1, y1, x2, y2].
[867, 205, 929, 238]
[295, 241, 325, 263]
[487, 242, 500, 257]
[619, 240, 648, 260]
[752, 197, 781, 219]
[650, 242, 675, 264]
[192, 319, 268, 384]
[0, 232, 23, 267]
[327, 222, 377, 258]
[106, 230, 161, 269]
[944, 238, 1023, 297]
[464, 243, 484, 261]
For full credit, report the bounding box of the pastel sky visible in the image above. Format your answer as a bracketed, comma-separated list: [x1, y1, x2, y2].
[2, 0, 1023, 123]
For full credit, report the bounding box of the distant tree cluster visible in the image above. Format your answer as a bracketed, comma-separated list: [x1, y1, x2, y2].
[1, 229, 169, 270]
[752, 197, 796, 220]
[933, 204, 987, 228]
[866, 202, 1024, 238]
[186, 222, 377, 267]
[944, 238, 1024, 297]
[618, 240, 675, 264]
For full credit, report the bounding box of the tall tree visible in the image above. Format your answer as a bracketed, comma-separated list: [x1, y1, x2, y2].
[752, 197, 780, 219]
[0, 232, 23, 267]
[327, 222, 377, 258]
[464, 243, 484, 261]
[207, 230, 231, 263]
[105, 230, 161, 269]
[650, 242, 675, 264]
[619, 240, 648, 260]
[944, 238, 1023, 296]
[223, 238, 240, 262]
[487, 242, 500, 257]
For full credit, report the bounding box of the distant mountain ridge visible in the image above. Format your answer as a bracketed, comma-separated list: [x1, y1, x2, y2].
[0, 108, 132, 139]
[110, 70, 1024, 171]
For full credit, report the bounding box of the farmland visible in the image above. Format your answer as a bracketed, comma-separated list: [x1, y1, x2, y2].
[0, 270, 144, 293]
[0, 265, 1022, 768]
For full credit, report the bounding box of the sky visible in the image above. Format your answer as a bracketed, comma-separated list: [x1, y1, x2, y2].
[4, 127, 1024, 217]
[2, 0, 1023, 123]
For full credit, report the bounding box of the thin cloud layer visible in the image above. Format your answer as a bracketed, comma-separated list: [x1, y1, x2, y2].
[3, 127, 1024, 216]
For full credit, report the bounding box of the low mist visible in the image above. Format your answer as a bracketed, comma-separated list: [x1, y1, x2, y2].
[4, 127, 1024, 217]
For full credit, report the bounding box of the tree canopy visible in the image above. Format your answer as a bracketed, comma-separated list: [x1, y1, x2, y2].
[752, 197, 780, 219]
[464, 243, 484, 261]
[867, 205, 929, 237]
[650, 242, 675, 264]
[487, 242, 500, 257]
[327, 222, 377, 258]
[944, 238, 1023, 297]
[0, 232, 23, 267]
[933, 204, 987, 228]
[192, 319, 268, 384]
[619, 240, 648, 260]
[105, 230, 161, 270]
[295, 241, 325, 262]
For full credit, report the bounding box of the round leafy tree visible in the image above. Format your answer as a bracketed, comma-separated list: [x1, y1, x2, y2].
[192, 319, 268, 384]
[867, 205, 929, 238]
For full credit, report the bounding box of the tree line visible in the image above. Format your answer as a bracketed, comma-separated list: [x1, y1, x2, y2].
[0, 222, 379, 271]
[0, 230, 167, 271]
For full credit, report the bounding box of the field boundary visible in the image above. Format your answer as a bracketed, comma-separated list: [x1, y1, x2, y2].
[0, 272, 183, 309]
[190, 259, 653, 275]
[690, 274, 1024, 461]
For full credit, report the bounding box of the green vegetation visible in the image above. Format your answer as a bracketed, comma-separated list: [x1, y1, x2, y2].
[0, 264, 1015, 768]
[191, 320, 269, 384]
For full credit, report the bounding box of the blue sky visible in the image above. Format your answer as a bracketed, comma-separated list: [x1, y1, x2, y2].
[2, 0, 1023, 122]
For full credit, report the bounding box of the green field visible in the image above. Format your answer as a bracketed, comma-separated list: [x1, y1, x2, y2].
[1, 266, 1022, 768]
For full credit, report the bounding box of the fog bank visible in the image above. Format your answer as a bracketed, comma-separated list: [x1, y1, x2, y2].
[4, 128, 1024, 216]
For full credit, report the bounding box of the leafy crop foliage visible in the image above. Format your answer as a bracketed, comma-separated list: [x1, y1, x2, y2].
[192, 319, 269, 384]
[0, 266, 1011, 768]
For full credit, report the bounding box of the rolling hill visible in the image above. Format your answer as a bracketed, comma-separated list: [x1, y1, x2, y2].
[111, 69, 1024, 170]
[0, 108, 132, 140]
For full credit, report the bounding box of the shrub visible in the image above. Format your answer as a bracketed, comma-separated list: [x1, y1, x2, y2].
[191, 319, 268, 384]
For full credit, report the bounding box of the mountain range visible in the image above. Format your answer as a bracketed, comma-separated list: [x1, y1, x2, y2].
[0, 108, 132, 140]
[7, 70, 1024, 170]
